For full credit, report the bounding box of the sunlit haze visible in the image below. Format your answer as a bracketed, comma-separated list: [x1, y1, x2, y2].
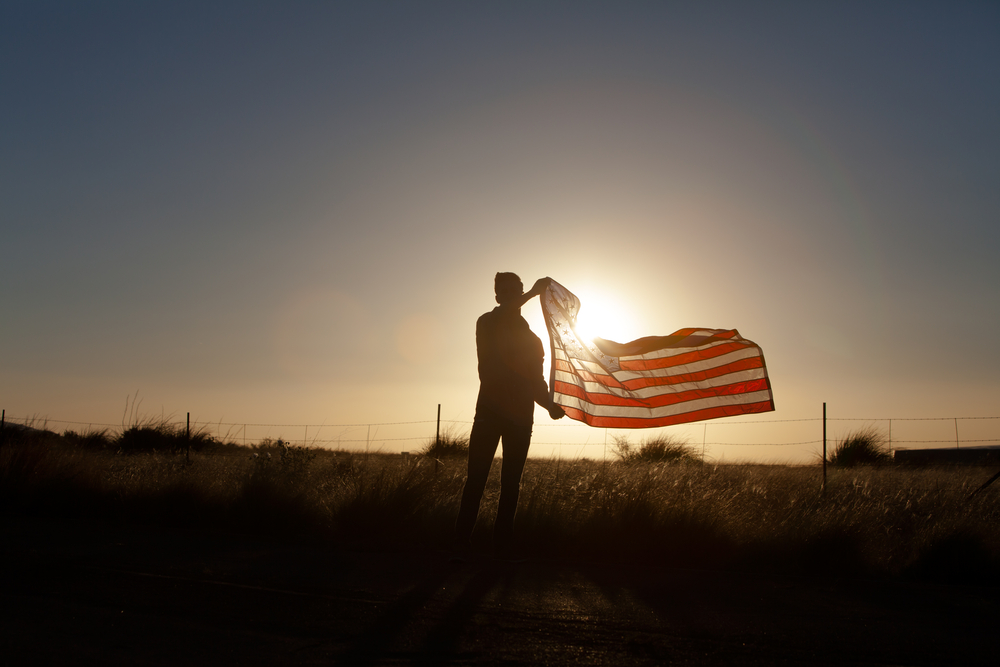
[3, 2, 998, 463]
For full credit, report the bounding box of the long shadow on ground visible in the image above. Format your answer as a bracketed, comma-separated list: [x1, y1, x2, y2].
[3, 515, 998, 666]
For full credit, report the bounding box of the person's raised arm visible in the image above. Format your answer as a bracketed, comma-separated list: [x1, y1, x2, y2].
[501, 276, 552, 312]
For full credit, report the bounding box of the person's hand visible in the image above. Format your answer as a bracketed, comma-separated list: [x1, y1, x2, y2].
[548, 403, 566, 420]
[530, 277, 552, 296]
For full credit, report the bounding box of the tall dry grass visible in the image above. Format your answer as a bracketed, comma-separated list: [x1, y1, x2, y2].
[2, 426, 999, 581]
[515, 460, 1000, 580]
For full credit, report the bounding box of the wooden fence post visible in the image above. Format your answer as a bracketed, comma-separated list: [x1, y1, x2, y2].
[822, 403, 827, 494]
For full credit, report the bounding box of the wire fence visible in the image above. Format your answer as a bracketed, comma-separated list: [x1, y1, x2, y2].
[4, 408, 1000, 461]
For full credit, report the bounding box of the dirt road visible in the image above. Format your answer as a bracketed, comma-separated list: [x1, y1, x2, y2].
[2, 515, 996, 665]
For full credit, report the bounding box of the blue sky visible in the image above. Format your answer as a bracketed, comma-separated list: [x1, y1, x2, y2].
[3, 2, 998, 461]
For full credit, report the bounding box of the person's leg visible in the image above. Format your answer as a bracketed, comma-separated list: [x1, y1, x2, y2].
[493, 420, 532, 552]
[455, 417, 501, 544]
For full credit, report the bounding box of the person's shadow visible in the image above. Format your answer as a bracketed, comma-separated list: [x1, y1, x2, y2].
[337, 559, 513, 665]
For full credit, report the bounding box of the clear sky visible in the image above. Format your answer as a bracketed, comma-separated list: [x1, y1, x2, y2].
[3, 2, 999, 462]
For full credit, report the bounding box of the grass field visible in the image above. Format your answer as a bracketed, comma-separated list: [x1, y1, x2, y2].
[2, 423, 999, 583]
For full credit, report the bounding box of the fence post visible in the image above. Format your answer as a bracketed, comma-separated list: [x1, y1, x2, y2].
[436, 404, 441, 448]
[955, 418, 960, 449]
[1, 409, 5, 447]
[822, 403, 827, 494]
[186, 412, 191, 463]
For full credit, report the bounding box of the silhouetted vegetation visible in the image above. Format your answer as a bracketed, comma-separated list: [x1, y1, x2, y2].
[36, 419, 220, 455]
[828, 426, 891, 467]
[117, 420, 217, 454]
[612, 433, 700, 464]
[421, 428, 469, 459]
[2, 424, 999, 582]
[59, 428, 111, 450]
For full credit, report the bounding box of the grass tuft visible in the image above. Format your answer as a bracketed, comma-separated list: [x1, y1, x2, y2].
[117, 420, 218, 455]
[612, 433, 700, 464]
[62, 429, 114, 451]
[421, 428, 470, 459]
[829, 426, 890, 467]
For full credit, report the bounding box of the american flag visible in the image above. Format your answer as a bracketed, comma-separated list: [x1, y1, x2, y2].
[542, 281, 774, 428]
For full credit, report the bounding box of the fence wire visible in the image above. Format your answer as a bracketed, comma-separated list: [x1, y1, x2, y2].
[5, 411, 1000, 455]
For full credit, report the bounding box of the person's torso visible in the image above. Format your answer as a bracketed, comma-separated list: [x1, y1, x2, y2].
[475, 308, 543, 423]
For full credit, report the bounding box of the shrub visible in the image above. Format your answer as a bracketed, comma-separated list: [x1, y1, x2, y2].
[115, 420, 216, 454]
[249, 438, 318, 481]
[612, 434, 700, 464]
[422, 429, 469, 459]
[63, 429, 113, 451]
[829, 426, 890, 467]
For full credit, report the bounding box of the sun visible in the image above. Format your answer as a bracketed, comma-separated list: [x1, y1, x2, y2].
[572, 288, 642, 344]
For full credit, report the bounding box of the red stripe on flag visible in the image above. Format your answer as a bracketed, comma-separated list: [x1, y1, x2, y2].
[621, 356, 764, 391]
[667, 327, 739, 339]
[561, 400, 775, 428]
[620, 340, 753, 371]
[554, 377, 770, 409]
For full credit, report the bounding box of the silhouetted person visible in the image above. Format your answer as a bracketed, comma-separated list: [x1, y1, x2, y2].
[455, 273, 565, 557]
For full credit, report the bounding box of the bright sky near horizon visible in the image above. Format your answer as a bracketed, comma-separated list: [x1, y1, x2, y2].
[3, 2, 999, 463]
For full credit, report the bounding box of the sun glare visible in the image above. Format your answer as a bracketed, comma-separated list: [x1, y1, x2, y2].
[572, 289, 642, 344]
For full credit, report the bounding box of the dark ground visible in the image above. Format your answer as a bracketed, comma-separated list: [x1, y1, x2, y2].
[2, 515, 997, 666]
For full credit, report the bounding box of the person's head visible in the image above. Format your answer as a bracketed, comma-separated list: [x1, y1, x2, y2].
[494, 272, 523, 305]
